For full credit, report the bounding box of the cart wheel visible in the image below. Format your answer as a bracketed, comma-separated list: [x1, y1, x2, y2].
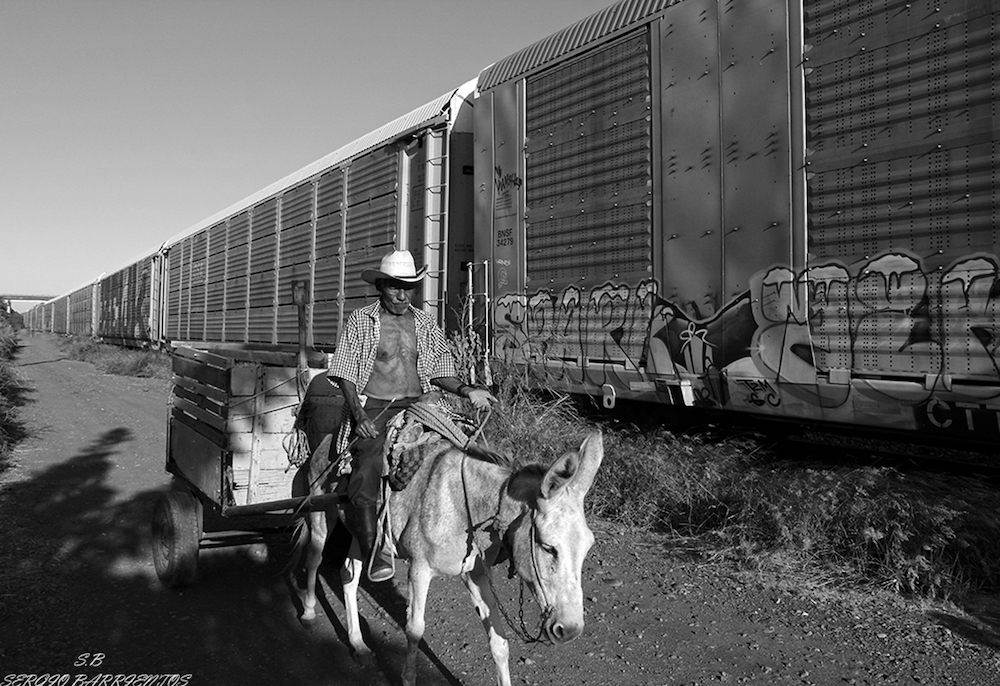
[152, 491, 203, 588]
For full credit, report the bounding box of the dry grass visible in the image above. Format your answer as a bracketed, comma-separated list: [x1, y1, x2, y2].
[59, 336, 171, 379]
[470, 360, 1000, 601]
[0, 319, 26, 464]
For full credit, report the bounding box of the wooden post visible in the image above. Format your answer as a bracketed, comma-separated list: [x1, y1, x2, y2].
[292, 280, 309, 395]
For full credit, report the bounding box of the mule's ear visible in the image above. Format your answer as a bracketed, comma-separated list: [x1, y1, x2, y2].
[539, 450, 579, 501]
[507, 464, 546, 503]
[569, 430, 603, 498]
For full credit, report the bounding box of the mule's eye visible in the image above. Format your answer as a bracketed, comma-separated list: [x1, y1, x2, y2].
[540, 543, 558, 559]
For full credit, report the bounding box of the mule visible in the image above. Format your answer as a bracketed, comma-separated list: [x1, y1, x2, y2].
[297, 426, 603, 686]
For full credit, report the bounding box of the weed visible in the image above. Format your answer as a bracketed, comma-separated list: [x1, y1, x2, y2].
[59, 337, 171, 379]
[465, 355, 1000, 600]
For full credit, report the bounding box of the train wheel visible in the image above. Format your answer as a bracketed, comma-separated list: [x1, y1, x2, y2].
[152, 490, 203, 588]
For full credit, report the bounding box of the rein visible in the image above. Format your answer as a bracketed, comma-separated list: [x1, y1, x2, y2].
[459, 452, 550, 644]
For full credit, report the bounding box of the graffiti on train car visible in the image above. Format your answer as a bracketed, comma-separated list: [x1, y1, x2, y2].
[494, 249, 1000, 435]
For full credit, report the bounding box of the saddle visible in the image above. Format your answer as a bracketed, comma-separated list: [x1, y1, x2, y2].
[384, 397, 480, 491]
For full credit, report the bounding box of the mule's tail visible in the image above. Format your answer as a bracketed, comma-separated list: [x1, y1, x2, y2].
[279, 517, 310, 577]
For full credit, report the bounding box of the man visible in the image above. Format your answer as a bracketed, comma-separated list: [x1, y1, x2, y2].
[327, 249, 495, 582]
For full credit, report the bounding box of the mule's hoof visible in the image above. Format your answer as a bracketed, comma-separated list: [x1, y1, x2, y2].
[300, 608, 317, 623]
[351, 646, 375, 667]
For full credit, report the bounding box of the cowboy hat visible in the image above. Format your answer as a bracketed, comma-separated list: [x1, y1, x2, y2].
[361, 250, 426, 286]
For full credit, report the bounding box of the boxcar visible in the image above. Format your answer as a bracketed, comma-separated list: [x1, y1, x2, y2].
[473, 0, 1000, 442]
[160, 81, 477, 350]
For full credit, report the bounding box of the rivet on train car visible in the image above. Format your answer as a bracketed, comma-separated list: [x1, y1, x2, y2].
[936, 128, 942, 133]
[860, 32, 866, 37]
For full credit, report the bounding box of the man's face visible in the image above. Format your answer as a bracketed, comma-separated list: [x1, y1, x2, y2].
[378, 280, 414, 316]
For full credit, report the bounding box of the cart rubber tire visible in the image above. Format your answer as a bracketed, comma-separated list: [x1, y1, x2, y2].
[152, 491, 203, 588]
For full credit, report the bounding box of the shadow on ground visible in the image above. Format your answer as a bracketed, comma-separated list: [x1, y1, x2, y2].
[0, 427, 390, 685]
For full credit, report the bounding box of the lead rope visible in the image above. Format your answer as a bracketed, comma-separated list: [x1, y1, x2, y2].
[460, 453, 547, 644]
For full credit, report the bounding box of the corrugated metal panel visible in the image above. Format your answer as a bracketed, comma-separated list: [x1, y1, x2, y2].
[278, 181, 315, 317]
[161, 87, 464, 250]
[99, 257, 153, 343]
[247, 307, 274, 344]
[250, 199, 278, 276]
[523, 31, 653, 364]
[207, 222, 227, 283]
[479, 0, 677, 91]
[313, 206, 344, 347]
[516, 29, 656, 367]
[166, 249, 182, 339]
[317, 169, 344, 218]
[69, 285, 93, 336]
[52, 297, 68, 334]
[804, 0, 1000, 379]
[346, 150, 397, 207]
[343, 191, 396, 309]
[225, 212, 250, 334]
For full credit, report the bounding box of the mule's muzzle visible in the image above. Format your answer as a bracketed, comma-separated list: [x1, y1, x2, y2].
[543, 616, 583, 645]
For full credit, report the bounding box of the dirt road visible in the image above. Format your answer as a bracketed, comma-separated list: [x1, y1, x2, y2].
[2, 334, 999, 685]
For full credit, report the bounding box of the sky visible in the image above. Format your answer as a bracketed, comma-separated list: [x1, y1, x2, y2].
[0, 0, 615, 299]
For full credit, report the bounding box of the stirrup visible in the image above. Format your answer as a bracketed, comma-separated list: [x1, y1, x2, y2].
[367, 552, 394, 583]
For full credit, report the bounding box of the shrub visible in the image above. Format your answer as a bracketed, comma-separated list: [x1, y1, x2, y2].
[0, 319, 26, 461]
[59, 337, 171, 379]
[468, 358, 1000, 599]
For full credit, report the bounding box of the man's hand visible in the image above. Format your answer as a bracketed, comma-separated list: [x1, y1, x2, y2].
[466, 387, 497, 410]
[354, 415, 378, 439]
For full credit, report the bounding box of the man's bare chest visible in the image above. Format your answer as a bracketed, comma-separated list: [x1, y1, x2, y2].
[376, 313, 417, 362]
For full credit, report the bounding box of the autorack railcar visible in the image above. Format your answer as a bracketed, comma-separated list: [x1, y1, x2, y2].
[473, 0, 1000, 443]
[26, 0, 1000, 446]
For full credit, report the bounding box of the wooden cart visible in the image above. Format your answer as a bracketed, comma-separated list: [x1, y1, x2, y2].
[151, 344, 343, 588]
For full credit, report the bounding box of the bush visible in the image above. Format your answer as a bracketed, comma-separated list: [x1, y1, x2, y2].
[0, 319, 26, 461]
[470, 359, 1000, 599]
[59, 337, 171, 379]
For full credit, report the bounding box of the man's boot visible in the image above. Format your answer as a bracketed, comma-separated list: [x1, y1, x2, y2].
[353, 503, 394, 583]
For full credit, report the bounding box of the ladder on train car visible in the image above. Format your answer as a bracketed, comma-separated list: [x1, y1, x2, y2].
[421, 129, 448, 325]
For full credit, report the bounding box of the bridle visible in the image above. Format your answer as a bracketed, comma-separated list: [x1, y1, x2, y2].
[460, 452, 553, 644]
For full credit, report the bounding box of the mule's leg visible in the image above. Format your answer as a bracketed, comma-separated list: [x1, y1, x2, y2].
[340, 537, 373, 661]
[300, 511, 326, 622]
[402, 562, 433, 686]
[463, 559, 512, 686]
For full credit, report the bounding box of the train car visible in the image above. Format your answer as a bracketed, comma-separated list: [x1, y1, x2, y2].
[473, 0, 1000, 443]
[161, 81, 477, 352]
[67, 281, 98, 337]
[97, 250, 162, 346]
[50, 294, 69, 335]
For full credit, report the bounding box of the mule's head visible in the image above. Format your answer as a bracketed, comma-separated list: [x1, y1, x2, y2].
[506, 430, 603, 645]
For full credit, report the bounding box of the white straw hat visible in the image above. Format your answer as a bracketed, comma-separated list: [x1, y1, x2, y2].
[361, 250, 426, 286]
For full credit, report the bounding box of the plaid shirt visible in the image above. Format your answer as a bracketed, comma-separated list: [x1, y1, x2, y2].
[327, 301, 457, 394]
